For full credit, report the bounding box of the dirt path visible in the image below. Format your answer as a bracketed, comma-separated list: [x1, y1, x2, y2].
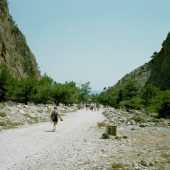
[0, 109, 105, 170]
[1, 109, 170, 170]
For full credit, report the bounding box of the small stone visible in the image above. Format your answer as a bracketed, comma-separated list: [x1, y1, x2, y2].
[19, 109, 25, 114]
[139, 124, 146, 127]
[140, 160, 149, 167]
[149, 161, 154, 166]
[102, 154, 108, 158]
[115, 136, 122, 140]
[100, 133, 109, 139]
[122, 135, 128, 139]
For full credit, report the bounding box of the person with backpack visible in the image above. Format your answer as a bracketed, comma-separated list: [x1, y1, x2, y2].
[51, 106, 63, 132]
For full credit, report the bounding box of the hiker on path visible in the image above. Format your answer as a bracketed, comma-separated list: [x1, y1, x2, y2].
[51, 106, 63, 132]
[93, 103, 97, 112]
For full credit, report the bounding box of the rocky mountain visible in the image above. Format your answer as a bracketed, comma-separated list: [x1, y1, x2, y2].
[0, 0, 40, 78]
[117, 32, 170, 90]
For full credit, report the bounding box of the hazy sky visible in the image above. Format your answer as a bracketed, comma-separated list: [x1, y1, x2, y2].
[8, 0, 170, 91]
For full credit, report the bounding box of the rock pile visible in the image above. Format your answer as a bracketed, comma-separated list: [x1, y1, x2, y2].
[0, 102, 77, 130]
[102, 108, 170, 128]
[100, 108, 170, 170]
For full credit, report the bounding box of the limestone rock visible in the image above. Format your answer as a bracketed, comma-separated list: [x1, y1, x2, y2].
[0, 0, 40, 78]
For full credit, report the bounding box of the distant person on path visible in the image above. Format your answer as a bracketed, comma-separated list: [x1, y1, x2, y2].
[85, 103, 88, 111]
[93, 103, 97, 112]
[90, 103, 94, 111]
[51, 106, 63, 132]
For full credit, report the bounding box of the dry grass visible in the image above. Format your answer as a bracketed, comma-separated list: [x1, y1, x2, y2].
[108, 162, 131, 170]
[161, 153, 170, 163]
[0, 112, 6, 117]
[0, 121, 22, 128]
[97, 121, 105, 127]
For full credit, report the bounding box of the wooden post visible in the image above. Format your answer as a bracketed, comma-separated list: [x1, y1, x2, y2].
[105, 125, 117, 136]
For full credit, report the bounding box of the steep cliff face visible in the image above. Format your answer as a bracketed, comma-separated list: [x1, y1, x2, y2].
[0, 0, 40, 78]
[147, 32, 170, 89]
[117, 32, 170, 90]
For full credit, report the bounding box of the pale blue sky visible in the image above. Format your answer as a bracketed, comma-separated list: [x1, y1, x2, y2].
[8, 0, 170, 91]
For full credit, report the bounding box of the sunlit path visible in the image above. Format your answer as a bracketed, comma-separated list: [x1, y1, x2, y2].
[0, 109, 104, 170]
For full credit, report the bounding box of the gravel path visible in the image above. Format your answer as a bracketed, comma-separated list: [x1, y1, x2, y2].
[1, 109, 170, 170]
[0, 109, 106, 170]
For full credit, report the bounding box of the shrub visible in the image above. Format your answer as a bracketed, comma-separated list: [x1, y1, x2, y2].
[131, 115, 145, 123]
[0, 121, 21, 128]
[0, 112, 6, 117]
[108, 162, 130, 170]
[158, 90, 170, 118]
[97, 121, 105, 127]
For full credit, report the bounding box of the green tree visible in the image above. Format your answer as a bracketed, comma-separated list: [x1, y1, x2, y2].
[123, 80, 140, 100]
[52, 83, 63, 105]
[78, 82, 91, 103]
[158, 90, 170, 118]
[142, 84, 159, 107]
[65, 81, 79, 104]
[0, 65, 11, 102]
[52, 81, 79, 105]
[115, 89, 123, 107]
[90, 94, 99, 103]
[98, 91, 109, 107]
[120, 97, 143, 110]
[6, 76, 19, 101]
[33, 74, 53, 104]
[98, 86, 117, 107]
[16, 77, 37, 104]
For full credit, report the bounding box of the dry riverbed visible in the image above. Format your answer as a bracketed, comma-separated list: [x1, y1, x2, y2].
[0, 105, 170, 170]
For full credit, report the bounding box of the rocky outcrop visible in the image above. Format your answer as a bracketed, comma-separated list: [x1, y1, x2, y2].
[147, 32, 170, 89]
[0, 0, 40, 78]
[117, 32, 170, 90]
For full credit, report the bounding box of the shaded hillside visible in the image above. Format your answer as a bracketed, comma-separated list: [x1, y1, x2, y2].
[0, 0, 40, 78]
[117, 32, 170, 90]
[148, 32, 170, 89]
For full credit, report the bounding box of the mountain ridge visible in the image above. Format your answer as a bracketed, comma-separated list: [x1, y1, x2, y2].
[116, 32, 170, 90]
[0, 0, 40, 78]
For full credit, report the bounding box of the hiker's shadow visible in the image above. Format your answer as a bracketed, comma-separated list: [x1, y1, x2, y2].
[44, 130, 54, 132]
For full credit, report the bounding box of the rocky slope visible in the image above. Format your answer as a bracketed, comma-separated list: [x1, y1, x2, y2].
[0, 0, 40, 78]
[117, 32, 170, 90]
[101, 108, 170, 170]
[0, 102, 77, 131]
[102, 108, 170, 128]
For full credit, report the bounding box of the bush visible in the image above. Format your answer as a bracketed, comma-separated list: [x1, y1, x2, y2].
[108, 162, 130, 170]
[120, 97, 143, 111]
[97, 121, 105, 127]
[0, 121, 21, 127]
[131, 115, 145, 123]
[0, 112, 6, 117]
[158, 90, 170, 118]
[159, 102, 170, 118]
[0, 65, 12, 102]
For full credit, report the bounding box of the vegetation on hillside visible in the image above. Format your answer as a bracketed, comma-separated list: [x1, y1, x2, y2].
[1, 62, 170, 119]
[98, 32, 170, 118]
[98, 79, 170, 118]
[0, 65, 91, 105]
[115, 32, 170, 91]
